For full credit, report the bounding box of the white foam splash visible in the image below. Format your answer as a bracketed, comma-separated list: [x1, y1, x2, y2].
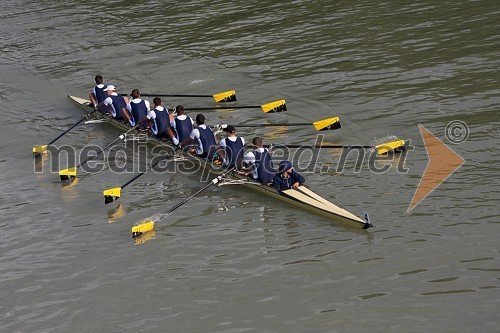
[370, 135, 400, 146]
[136, 213, 164, 225]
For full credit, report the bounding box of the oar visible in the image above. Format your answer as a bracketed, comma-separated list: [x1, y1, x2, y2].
[131, 167, 235, 237]
[103, 154, 176, 204]
[33, 110, 98, 157]
[59, 126, 138, 182]
[263, 144, 373, 149]
[217, 116, 341, 132]
[374, 139, 406, 154]
[121, 90, 236, 102]
[263, 139, 406, 154]
[182, 99, 287, 113]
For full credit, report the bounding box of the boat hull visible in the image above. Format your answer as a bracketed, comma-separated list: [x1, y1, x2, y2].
[67, 95, 371, 229]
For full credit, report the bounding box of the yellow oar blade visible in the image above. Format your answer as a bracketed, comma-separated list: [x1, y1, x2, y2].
[213, 90, 236, 102]
[313, 117, 341, 131]
[103, 187, 122, 205]
[59, 167, 77, 182]
[261, 100, 287, 113]
[375, 139, 406, 155]
[131, 220, 155, 238]
[33, 145, 47, 157]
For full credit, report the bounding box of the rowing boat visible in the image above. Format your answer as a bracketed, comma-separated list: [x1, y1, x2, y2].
[67, 95, 372, 229]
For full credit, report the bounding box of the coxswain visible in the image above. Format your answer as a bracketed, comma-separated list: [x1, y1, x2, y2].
[149, 97, 178, 145]
[273, 160, 305, 191]
[171, 105, 194, 143]
[218, 125, 245, 168]
[244, 137, 275, 185]
[126, 89, 150, 129]
[179, 114, 218, 158]
[95, 85, 133, 126]
[89, 75, 109, 112]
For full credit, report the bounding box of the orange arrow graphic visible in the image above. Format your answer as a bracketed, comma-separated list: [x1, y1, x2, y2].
[408, 124, 465, 212]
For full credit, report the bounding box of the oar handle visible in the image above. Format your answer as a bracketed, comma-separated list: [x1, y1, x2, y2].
[48, 110, 98, 145]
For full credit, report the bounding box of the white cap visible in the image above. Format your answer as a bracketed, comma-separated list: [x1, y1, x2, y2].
[244, 152, 255, 164]
[103, 85, 116, 91]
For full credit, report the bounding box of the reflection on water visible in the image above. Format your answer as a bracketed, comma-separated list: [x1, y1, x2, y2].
[33, 153, 49, 173]
[133, 229, 156, 245]
[60, 178, 80, 201]
[107, 203, 126, 223]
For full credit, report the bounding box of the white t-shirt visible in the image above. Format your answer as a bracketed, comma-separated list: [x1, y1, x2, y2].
[126, 98, 151, 113]
[243, 151, 257, 179]
[151, 106, 169, 120]
[92, 84, 106, 98]
[244, 147, 267, 179]
[219, 136, 246, 147]
[102, 92, 120, 117]
[244, 151, 256, 164]
[170, 114, 194, 129]
[150, 107, 178, 144]
[189, 124, 210, 155]
[189, 124, 207, 140]
[102, 92, 118, 107]
[219, 136, 246, 165]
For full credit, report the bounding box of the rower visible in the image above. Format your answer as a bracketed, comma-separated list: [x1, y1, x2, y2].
[149, 97, 178, 145]
[89, 75, 109, 112]
[273, 160, 305, 191]
[238, 151, 256, 178]
[218, 125, 245, 169]
[171, 105, 194, 143]
[95, 85, 133, 126]
[243, 137, 275, 185]
[179, 114, 218, 159]
[126, 89, 150, 129]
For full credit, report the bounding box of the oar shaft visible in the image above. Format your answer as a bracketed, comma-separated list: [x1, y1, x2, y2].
[121, 93, 212, 98]
[160, 167, 235, 218]
[185, 106, 257, 110]
[120, 156, 166, 189]
[75, 142, 110, 169]
[145, 94, 212, 98]
[165, 181, 215, 215]
[121, 170, 148, 190]
[48, 110, 98, 145]
[77, 126, 137, 169]
[236, 123, 310, 128]
[263, 144, 373, 149]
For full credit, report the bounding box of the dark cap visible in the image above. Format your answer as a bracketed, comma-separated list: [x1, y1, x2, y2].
[224, 125, 236, 133]
[278, 160, 293, 174]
